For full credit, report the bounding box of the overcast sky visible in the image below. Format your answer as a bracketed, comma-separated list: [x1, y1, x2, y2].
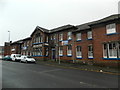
[0, 0, 119, 46]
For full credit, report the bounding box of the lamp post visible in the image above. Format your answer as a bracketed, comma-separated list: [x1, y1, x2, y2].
[8, 31, 10, 42]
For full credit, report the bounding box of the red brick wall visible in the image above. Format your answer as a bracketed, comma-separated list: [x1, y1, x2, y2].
[92, 23, 120, 67]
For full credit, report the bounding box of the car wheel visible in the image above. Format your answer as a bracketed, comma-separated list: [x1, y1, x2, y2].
[26, 60, 28, 63]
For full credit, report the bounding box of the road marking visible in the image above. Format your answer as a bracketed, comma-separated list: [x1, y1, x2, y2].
[38, 69, 62, 73]
[79, 81, 106, 88]
[45, 64, 120, 75]
[30, 68, 62, 74]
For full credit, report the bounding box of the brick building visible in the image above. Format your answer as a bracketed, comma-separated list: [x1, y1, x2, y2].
[21, 37, 31, 56]
[10, 40, 23, 54]
[0, 46, 4, 58]
[4, 42, 11, 56]
[4, 14, 120, 67]
[72, 14, 120, 66]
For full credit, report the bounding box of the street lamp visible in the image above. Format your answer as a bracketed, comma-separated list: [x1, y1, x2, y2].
[8, 31, 10, 42]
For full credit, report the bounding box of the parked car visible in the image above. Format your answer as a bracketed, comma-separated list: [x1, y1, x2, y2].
[11, 54, 21, 61]
[20, 55, 36, 63]
[2, 55, 12, 61]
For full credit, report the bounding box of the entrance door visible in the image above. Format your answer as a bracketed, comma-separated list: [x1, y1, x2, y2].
[52, 48, 55, 60]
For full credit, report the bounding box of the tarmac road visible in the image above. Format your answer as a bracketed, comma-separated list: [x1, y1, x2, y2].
[2, 60, 119, 88]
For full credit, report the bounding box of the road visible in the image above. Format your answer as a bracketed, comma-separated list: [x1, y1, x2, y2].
[2, 60, 119, 88]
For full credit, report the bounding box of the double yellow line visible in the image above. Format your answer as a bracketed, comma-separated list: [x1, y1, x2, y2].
[45, 64, 120, 75]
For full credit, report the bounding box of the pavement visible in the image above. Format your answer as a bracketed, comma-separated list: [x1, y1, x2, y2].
[36, 60, 120, 75]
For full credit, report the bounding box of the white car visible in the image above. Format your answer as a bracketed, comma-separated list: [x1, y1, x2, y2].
[20, 56, 36, 63]
[11, 54, 21, 61]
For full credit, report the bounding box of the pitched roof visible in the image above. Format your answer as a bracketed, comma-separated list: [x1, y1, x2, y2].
[73, 14, 120, 32]
[89, 14, 120, 26]
[22, 37, 31, 41]
[30, 26, 50, 36]
[50, 24, 76, 33]
[37, 26, 50, 33]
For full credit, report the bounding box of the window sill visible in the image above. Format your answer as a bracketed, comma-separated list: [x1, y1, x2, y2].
[87, 38, 92, 40]
[33, 42, 43, 45]
[32, 55, 43, 57]
[67, 55, 72, 57]
[105, 33, 118, 36]
[59, 40, 63, 41]
[59, 55, 63, 57]
[103, 58, 120, 60]
[76, 40, 82, 42]
[76, 57, 82, 59]
[68, 39, 72, 41]
[88, 57, 93, 59]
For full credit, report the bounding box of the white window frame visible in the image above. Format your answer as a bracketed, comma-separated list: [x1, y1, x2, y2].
[103, 44, 108, 58]
[87, 31, 92, 39]
[108, 43, 117, 58]
[46, 36, 48, 42]
[76, 33, 81, 41]
[45, 48, 48, 56]
[39, 48, 42, 56]
[106, 23, 116, 34]
[67, 32, 72, 40]
[88, 45, 93, 58]
[118, 42, 120, 58]
[76, 46, 82, 58]
[59, 47, 63, 56]
[67, 45, 72, 56]
[59, 33, 63, 41]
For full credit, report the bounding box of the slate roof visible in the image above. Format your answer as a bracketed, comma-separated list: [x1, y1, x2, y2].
[37, 26, 50, 33]
[10, 39, 23, 45]
[73, 14, 120, 32]
[89, 14, 120, 26]
[22, 37, 31, 41]
[50, 24, 76, 33]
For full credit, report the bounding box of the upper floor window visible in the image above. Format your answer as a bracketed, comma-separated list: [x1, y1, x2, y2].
[106, 23, 116, 34]
[59, 33, 63, 41]
[119, 42, 120, 58]
[87, 31, 92, 39]
[76, 33, 81, 41]
[53, 34, 56, 40]
[67, 32, 72, 40]
[51, 36, 53, 40]
[46, 36, 48, 42]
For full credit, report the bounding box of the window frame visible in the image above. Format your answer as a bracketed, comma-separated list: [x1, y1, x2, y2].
[76, 46, 82, 58]
[59, 46, 63, 56]
[67, 32, 72, 40]
[59, 33, 63, 41]
[88, 45, 93, 58]
[76, 33, 81, 41]
[67, 45, 72, 56]
[87, 31, 92, 39]
[106, 23, 116, 34]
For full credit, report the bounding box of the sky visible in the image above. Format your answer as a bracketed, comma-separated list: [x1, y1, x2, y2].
[0, 0, 119, 46]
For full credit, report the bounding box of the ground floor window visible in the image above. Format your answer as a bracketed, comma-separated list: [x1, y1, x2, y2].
[59, 46, 63, 56]
[76, 46, 82, 58]
[103, 42, 120, 58]
[45, 48, 48, 56]
[119, 42, 120, 58]
[33, 48, 42, 56]
[88, 45, 93, 58]
[67, 45, 72, 56]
